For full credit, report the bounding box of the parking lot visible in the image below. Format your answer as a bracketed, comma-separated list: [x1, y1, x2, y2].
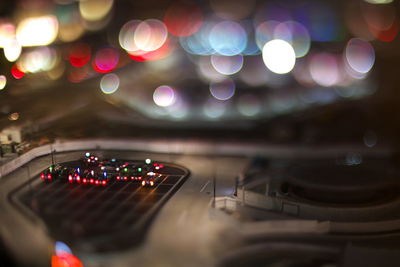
[11, 160, 189, 252]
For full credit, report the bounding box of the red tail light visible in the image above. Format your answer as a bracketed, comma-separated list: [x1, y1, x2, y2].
[40, 173, 45, 180]
[82, 178, 87, 184]
[90, 179, 94, 184]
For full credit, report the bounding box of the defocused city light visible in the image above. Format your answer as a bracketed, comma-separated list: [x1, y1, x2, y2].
[374, 21, 399, 42]
[16, 16, 58, 46]
[55, 241, 72, 256]
[209, 78, 235, 100]
[56, 4, 85, 42]
[3, 39, 21, 62]
[309, 53, 341, 87]
[242, 26, 260, 56]
[0, 0, 385, 125]
[18, 47, 57, 73]
[363, 3, 398, 42]
[100, 73, 120, 94]
[345, 38, 375, 74]
[79, 0, 114, 22]
[256, 21, 280, 49]
[119, 20, 142, 52]
[164, 1, 203, 37]
[276, 21, 311, 58]
[134, 19, 168, 52]
[153, 85, 176, 107]
[93, 47, 119, 73]
[69, 43, 92, 67]
[197, 55, 226, 82]
[293, 60, 316, 87]
[211, 54, 243, 75]
[0, 22, 16, 48]
[0, 75, 6, 90]
[11, 64, 25, 79]
[262, 39, 296, 74]
[120, 19, 171, 62]
[179, 22, 215, 55]
[209, 21, 247, 56]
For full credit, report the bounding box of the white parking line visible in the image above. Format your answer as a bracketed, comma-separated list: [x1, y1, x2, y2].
[200, 180, 210, 193]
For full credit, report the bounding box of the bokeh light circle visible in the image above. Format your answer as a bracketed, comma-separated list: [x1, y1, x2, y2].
[55, 241, 72, 256]
[210, 54, 243, 75]
[197, 55, 226, 82]
[4, 39, 21, 62]
[79, 0, 113, 22]
[119, 20, 142, 52]
[17, 47, 57, 73]
[100, 73, 120, 94]
[93, 47, 119, 73]
[68, 43, 91, 67]
[179, 22, 215, 55]
[209, 21, 247, 56]
[262, 39, 296, 74]
[255, 20, 280, 49]
[164, 1, 203, 37]
[309, 53, 340, 87]
[345, 38, 375, 74]
[134, 19, 168, 52]
[0, 75, 6, 90]
[153, 85, 176, 107]
[277, 21, 311, 58]
[11, 64, 25, 79]
[16, 15, 59, 46]
[209, 78, 236, 100]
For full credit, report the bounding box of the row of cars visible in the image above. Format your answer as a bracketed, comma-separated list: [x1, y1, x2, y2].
[40, 153, 163, 187]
